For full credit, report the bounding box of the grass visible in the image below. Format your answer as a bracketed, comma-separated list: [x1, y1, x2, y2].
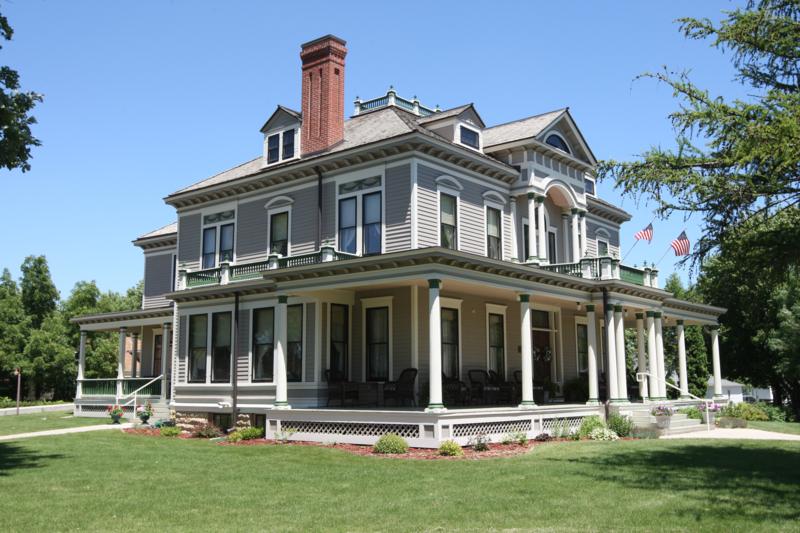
[0, 433, 798, 532]
[749, 420, 800, 435]
[0, 411, 108, 436]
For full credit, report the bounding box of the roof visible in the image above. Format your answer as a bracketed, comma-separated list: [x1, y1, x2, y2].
[482, 109, 566, 147]
[417, 103, 472, 123]
[169, 106, 515, 198]
[708, 377, 745, 388]
[136, 222, 177, 241]
[259, 105, 301, 133]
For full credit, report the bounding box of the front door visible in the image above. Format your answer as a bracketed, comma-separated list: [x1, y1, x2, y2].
[153, 334, 162, 377]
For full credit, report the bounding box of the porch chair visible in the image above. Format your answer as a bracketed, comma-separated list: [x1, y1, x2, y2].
[514, 370, 545, 404]
[488, 370, 515, 404]
[442, 373, 470, 406]
[383, 368, 418, 407]
[468, 370, 500, 405]
[324, 369, 359, 407]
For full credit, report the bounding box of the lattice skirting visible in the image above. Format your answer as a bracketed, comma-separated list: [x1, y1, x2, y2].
[541, 416, 585, 436]
[280, 420, 420, 439]
[452, 419, 532, 438]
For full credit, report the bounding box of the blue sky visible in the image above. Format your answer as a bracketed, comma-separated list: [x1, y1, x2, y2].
[1, 0, 747, 297]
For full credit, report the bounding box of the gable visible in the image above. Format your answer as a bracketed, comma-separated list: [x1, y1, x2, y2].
[260, 106, 301, 134]
[538, 110, 596, 166]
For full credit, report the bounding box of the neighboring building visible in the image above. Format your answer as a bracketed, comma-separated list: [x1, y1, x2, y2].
[72, 35, 725, 446]
[706, 378, 744, 404]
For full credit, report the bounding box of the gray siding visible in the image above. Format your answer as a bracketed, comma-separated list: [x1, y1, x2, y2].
[236, 199, 268, 263]
[321, 181, 336, 247]
[305, 302, 316, 382]
[143, 253, 174, 309]
[178, 213, 201, 270]
[453, 178, 486, 256]
[416, 164, 439, 247]
[384, 163, 411, 252]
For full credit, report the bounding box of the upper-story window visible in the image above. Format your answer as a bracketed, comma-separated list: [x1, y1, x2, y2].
[545, 133, 571, 154]
[440, 193, 458, 249]
[486, 207, 502, 260]
[266, 129, 296, 165]
[460, 126, 480, 149]
[338, 175, 382, 255]
[269, 211, 289, 256]
[202, 210, 235, 269]
[584, 177, 596, 196]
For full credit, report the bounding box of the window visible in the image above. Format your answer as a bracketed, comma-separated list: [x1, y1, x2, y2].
[252, 307, 275, 381]
[202, 227, 216, 269]
[486, 207, 502, 259]
[269, 211, 289, 256]
[338, 197, 357, 254]
[523, 223, 530, 261]
[545, 133, 571, 154]
[219, 224, 234, 263]
[584, 178, 596, 196]
[202, 210, 235, 268]
[440, 193, 457, 249]
[576, 322, 589, 373]
[188, 315, 207, 383]
[282, 129, 295, 160]
[211, 312, 232, 383]
[153, 334, 163, 378]
[362, 192, 382, 255]
[598, 239, 609, 256]
[366, 307, 389, 381]
[488, 313, 505, 377]
[548, 231, 557, 263]
[330, 304, 349, 376]
[267, 134, 280, 164]
[441, 308, 459, 379]
[532, 310, 550, 329]
[287, 304, 303, 382]
[460, 126, 480, 149]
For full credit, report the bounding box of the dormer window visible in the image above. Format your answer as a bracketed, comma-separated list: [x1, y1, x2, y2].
[545, 133, 571, 154]
[584, 177, 596, 196]
[265, 128, 297, 165]
[460, 126, 480, 149]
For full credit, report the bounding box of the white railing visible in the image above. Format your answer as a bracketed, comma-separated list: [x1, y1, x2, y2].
[120, 374, 163, 420]
[636, 372, 714, 432]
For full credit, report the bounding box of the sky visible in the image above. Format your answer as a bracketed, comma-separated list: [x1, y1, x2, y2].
[0, 0, 748, 297]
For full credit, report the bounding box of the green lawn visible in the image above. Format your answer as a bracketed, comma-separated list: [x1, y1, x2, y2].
[0, 433, 798, 532]
[749, 420, 800, 435]
[0, 410, 108, 436]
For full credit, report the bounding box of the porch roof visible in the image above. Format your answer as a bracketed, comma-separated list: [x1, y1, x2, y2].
[71, 305, 174, 331]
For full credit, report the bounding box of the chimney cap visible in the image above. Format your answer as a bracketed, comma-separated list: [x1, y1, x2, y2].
[300, 34, 347, 49]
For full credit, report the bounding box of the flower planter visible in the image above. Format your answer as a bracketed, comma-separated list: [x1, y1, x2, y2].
[110, 414, 123, 424]
[139, 415, 151, 425]
[701, 412, 715, 425]
[655, 415, 671, 429]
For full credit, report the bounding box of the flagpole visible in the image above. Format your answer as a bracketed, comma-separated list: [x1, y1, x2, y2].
[655, 227, 687, 268]
[622, 239, 639, 262]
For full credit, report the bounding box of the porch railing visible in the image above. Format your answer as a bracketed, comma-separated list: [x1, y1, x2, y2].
[539, 261, 583, 278]
[186, 267, 222, 288]
[79, 377, 164, 398]
[540, 257, 654, 287]
[620, 265, 646, 285]
[81, 378, 117, 396]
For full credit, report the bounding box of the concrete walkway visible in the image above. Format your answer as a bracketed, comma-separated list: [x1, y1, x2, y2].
[0, 423, 134, 442]
[662, 428, 800, 441]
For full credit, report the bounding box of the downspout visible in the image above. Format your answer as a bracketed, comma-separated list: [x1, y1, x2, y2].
[231, 291, 239, 431]
[602, 287, 609, 410]
[315, 166, 324, 250]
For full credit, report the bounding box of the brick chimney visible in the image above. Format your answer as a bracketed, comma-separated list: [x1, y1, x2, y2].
[300, 35, 347, 155]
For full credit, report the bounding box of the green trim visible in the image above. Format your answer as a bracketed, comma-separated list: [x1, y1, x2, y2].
[585, 304, 595, 312]
[578, 210, 586, 218]
[278, 295, 288, 304]
[605, 304, 615, 313]
[654, 312, 662, 319]
[570, 207, 580, 215]
[273, 400, 289, 406]
[676, 319, 685, 326]
[428, 279, 441, 289]
[519, 294, 530, 303]
[527, 192, 535, 200]
[519, 400, 537, 406]
[426, 403, 445, 409]
[635, 312, 644, 319]
[646, 311, 655, 317]
[613, 304, 623, 313]
[709, 325, 720, 331]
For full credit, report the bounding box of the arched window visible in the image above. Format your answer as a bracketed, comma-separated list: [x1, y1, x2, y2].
[545, 133, 571, 154]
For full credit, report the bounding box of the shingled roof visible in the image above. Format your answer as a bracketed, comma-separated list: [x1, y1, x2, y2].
[482, 108, 566, 147]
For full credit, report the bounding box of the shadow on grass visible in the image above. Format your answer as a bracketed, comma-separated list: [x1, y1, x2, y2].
[552, 443, 800, 523]
[0, 442, 65, 477]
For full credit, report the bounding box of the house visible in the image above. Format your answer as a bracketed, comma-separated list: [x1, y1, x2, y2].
[71, 35, 725, 446]
[706, 378, 744, 403]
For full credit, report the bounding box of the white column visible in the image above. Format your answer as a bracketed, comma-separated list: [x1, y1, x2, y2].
[655, 312, 666, 399]
[526, 193, 537, 263]
[519, 294, 535, 407]
[636, 313, 648, 399]
[579, 210, 588, 259]
[570, 208, 580, 262]
[677, 320, 689, 398]
[605, 304, 619, 401]
[646, 312, 658, 400]
[614, 305, 628, 402]
[536, 196, 547, 262]
[561, 213, 570, 263]
[510, 196, 519, 262]
[711, 325, 723, 398]
[586, 304, 599, 405]
[76, 331, 87, 399]
[117, 327, 126, 401]
[131, 332, 139, 378]
[161, 322, 171, 399]
[274, 296, 290, 408]
[426, 279, 445, 411]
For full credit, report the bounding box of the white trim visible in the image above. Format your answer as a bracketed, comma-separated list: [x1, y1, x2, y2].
[410, 160, 418, 248]
[184, 307, 235, 385]
[484, 201, 505, 261]
[263, 195, 295, 209]
[455, 123, 483, 152]
[361, 296, 394, 382]
[482, 190, 507, 205]
[530, 303, 562, 386]
[263, 127, 300, 167]
[266, 204, 292, 257]
[435, 175, 464, 191]
[485, 303, 508, 379]
[326, 301, 352, 381]
[199, 207, 237, 268]
[335, 169, 385, 256]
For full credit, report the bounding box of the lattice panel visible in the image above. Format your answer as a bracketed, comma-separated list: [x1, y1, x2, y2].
[452, 419, 531, 438]
[280, 421, 420, 439]
[541, 417, 585, 436]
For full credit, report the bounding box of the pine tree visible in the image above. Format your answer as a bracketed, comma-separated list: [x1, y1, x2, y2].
[20, 255, 58, 329]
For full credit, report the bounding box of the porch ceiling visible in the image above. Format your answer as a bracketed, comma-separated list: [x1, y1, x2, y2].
[71, 306, 174, 331]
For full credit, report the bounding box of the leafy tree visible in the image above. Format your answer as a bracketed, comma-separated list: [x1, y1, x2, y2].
[20, 255, 58, 328]
[22, 313, 75, 399]
[0, 268, 29, 379]
[597, 0, 800, 270]
[684, 325, 709, 398]
[0, 11, 42, 172]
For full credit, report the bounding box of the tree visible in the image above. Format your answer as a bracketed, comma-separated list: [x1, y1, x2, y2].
[597, 1, 800, 270]
[22, 312, 75, 399]
[20, 255, 58, 328]
[0, 268, 29, 380]
[0, 11, 42, 172]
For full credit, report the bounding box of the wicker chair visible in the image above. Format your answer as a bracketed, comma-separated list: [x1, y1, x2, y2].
[468, 370, 500, 405]
[442, 373, 470, 406]
[383, 368, 418, 407]
[324, 369, 359, 407]
[488, 370, 515, 404]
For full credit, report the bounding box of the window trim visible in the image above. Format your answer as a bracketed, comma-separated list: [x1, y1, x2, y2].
[584, 176, 596, 197]
[328, 303, 351, 380]
[484, 202, 504, 261]
[361, 296, 393, 382]
[199, 209, 237, 269]
[263, 127, 299, 166]
[544, 131, 572, 155]
[250, 306, 275, 383]
[186, 310, 234, 385]
[334, 170, 385, 256]
[595, 228, 610, 257]
[285, 303, 305, 383]
[210, 311, 233, 384]
[440, 297, 463, 380]
[187, 314, 208, 384]
[437, 187, 461, 251]
[485, 303, 508, 379]
[267, 205, 292, 257]
[575, 316, 589, 374]
[458, 124, 481, 151]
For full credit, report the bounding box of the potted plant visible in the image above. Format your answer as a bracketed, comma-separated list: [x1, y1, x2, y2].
[107, 405, 125, 424]
[699, 402, 720, 424]
[651, 404, 674, 429]
[136, 401, 153, 425]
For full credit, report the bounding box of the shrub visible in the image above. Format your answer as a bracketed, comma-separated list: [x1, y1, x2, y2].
[607, 413, 634, 437]
[551, 418, 575, 439]
[373, 433, 409, 454]
[227, 430, 243, 443]
[588, 427, 619, 441]
[719, 402, 768, 421]
[239, 426, 264, 440]
[470, 434, 490, 452]
[577, 415, 605, 439]
[438, 440, 463, 456]
[193, 422, 222, 439]
[533, 433, 551, 442]
[757, 403, 787, 422]
[160, 426, 181, 437]
[510, 431, 528, 445]
[678, 406, 702, 420]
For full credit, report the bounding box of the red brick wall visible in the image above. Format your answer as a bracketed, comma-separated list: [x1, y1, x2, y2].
[300, 35, 347, 155]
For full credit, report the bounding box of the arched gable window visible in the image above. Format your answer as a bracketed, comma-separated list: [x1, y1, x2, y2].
[545, 133, 571, 154]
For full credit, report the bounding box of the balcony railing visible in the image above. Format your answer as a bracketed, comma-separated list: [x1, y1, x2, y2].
[353, 88, 438, 117]
[540, 257, 656, 287]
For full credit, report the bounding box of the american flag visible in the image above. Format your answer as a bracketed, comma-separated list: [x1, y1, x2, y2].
[634, 223, 654, 242]
[671, 231, 691, 256]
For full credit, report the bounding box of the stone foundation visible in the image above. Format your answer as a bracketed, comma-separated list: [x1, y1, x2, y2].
[175, 411, 210, 432]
